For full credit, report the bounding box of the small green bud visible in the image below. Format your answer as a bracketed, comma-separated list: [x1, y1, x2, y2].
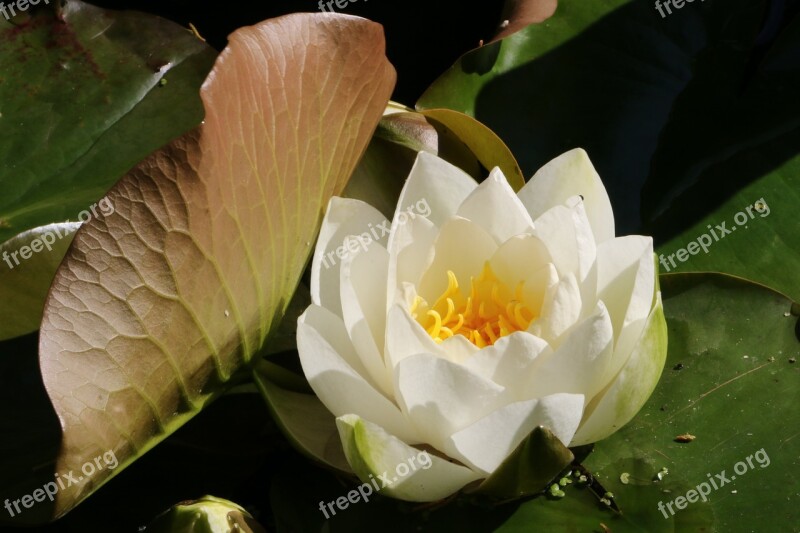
[144, 495, 265, 533]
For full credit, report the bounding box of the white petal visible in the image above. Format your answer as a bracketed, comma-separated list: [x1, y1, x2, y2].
[300, 305, 369, 377]
[394, 151, 477, 229]
[416, 217, 497, 305]
[385, 304, 444, 369]
[311, 197, 389, 317]
[385, 154, 482, 311]
[394, 354, 508, 449]
[571, 293, 667, 446]
[524, 263, 559, 324]
[533, 200, 596, 283]
[444, 393, 585, 473]
[455, 168, 534, 242]
[463, 332, 550, 395]
[596, 236, 656, 378]
[385, 213, 438, 310]
[519, 148, 615, 243]
[340, 244, 393, 396]
[489, 234, 552, 294]
[438, 334, 480, 365]
[297, 308, 417, 443]
[535, 271, 583, 342]
[336, 414, 482, 502]
[523, 302, 614, 400]
[579, 257, 598, 325]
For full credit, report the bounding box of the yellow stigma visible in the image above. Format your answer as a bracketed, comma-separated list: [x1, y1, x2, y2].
[411, 263, 536, 347]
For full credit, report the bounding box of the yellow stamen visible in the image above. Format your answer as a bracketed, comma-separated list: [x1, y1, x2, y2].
[413, 263, 538, 347]
[427, 310, 442, 339]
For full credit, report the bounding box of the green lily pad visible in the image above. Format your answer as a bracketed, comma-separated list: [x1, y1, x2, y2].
[417, 1, 800, 301]
[655, 152, 800, 302]
[0, 0, 216, 244]
[591, 273, 799, 530]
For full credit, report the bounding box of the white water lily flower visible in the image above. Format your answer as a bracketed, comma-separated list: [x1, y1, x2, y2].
[297, 149, 667, 502]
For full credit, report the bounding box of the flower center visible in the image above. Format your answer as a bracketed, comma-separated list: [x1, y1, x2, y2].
[411, 263, 536, 348]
